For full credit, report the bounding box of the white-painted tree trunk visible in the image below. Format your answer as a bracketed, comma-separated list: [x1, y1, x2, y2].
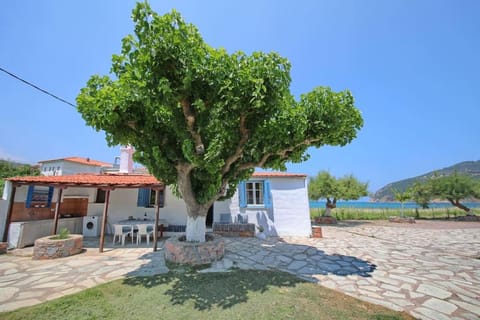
[324, 207, 332, 217]
[186, 215, 206, 242]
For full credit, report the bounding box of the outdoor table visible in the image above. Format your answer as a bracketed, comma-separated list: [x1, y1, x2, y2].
[117, 219, 169, 238]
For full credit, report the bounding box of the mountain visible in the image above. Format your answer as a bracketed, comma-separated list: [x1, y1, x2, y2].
[373, 160, 480, 201]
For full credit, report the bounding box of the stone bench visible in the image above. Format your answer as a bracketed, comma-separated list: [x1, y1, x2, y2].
[212, 223, 255, 237]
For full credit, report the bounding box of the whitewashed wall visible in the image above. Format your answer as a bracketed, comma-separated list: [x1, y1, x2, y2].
[228, 177, 312, 237]
[87, 186, 189, 233]
[1, 177, 312, 238]
[40, 160, 104, 176]
[0, 199, 6, 240]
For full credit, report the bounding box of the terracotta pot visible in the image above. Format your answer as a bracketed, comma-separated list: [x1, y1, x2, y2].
[312, 226, 323, 238]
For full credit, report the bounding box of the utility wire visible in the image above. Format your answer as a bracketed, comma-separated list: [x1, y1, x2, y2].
[0, 66, 77, 108]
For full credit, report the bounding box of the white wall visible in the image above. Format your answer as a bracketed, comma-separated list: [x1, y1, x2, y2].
[0, 199, 6, 240]
[40, 160, 103, 176]
[228, 177, 312, 237]
[87, 186, 189, 232]
[1, 177, 312, 238]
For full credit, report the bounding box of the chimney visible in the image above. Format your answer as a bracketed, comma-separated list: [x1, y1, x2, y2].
[119, 145, 134, 173]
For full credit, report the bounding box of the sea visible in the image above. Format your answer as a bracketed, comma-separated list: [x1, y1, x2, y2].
[309, 201, 480, 209]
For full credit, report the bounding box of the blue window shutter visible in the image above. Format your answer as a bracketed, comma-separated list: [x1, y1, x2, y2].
[263, 180, 272, 208]
[239, 181, 247, 208]
[26, 185, 34, 208]
[47, 187, 54, 207]
[137, 188, 149, 207]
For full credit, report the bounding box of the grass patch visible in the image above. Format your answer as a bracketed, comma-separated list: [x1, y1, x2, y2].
[0, 269, 413, 320]
[310, 207, 473, 221]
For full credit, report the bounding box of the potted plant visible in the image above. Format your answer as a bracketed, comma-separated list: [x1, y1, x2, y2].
[256, 225, 266, 240]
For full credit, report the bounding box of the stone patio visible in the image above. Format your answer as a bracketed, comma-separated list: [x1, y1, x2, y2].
[0, 220, 479, 320]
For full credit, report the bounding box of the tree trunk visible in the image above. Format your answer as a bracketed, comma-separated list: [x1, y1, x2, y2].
[186, 215, 207, 242]
[324, 198, 337, 217]
[177, 166, 214, 242]
[448, 199, 471, 214]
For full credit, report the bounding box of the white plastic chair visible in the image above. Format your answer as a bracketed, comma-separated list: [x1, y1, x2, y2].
[136, 224, 154, 245]
[113, 224, 133, 246]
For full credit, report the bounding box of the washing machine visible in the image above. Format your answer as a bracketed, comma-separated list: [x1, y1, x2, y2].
[83, 216, 102, 237]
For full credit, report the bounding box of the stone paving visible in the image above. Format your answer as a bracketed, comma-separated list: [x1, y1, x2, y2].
[0, 220, 479, 320]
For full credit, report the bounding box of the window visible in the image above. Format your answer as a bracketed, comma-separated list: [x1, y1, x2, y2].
[246, 182, 264, 205]
[26, 185, 54, 208]
[238, 180, 272, 208]
[137, 188, 165, 208]
[95, 189, 106, 203]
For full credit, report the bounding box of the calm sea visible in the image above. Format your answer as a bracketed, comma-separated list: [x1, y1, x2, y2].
[309, 201, 480, 209]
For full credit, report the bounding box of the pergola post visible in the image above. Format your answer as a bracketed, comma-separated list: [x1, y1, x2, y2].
[153, 189, 160, 252]
[99, 189, 111, 253]
[2, 184, 17, 242]
[52, 187, 64, 235]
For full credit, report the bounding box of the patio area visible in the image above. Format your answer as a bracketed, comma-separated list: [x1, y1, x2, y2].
[1, 220, 480, 320]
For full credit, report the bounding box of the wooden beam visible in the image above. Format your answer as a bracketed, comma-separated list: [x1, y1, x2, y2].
[153, 189, 160, 252]
[99, 189, 111, 253]
[2, 184, 17, 242]
[52, 188, 64, 235]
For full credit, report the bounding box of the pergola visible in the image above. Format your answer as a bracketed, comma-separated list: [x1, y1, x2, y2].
[3, 173, 165, 252]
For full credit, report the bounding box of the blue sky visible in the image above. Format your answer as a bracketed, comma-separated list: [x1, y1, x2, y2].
[1, 0, 479, 192]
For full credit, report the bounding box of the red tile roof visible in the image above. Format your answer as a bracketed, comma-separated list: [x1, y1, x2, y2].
[252, 172, 307, 178]
[7, 173, 163, 189]
[38, 157, 112, 167]
[7, 171, 305, 188]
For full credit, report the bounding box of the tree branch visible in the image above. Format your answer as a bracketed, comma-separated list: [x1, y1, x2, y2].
[237, 138, 320, 171]
[181, 99, 205, 154]
[222, 115, 249, 174]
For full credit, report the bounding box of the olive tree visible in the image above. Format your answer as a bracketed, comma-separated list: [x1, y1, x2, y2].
[77, 3, 363, 241]
[308, 171, 368, 217]
[430, 172, 480, 214]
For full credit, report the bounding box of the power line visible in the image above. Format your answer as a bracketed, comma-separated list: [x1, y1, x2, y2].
[0, 66, 77, 108]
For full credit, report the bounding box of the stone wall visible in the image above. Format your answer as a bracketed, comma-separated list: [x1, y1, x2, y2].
[212, 223, 255, 237]
[164, 234, 224, 265]
[33, 234, 83, 260]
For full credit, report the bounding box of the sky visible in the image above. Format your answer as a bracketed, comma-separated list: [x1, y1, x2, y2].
[1, 0, 479, 192]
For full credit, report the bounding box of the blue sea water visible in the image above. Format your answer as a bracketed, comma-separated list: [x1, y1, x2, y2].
[309, 201, 480, 209]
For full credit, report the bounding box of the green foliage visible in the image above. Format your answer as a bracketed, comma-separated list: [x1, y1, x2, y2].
[77, 3, 363, 213]
[408, 182, 432, 209]
[0, 160, 40, 194]
[392, 188, 410, 203]
[402, 171, 480, 212]
[429, 171, 480, 212]
[308, 171, 368, 202]
[50, 228, 70, 240]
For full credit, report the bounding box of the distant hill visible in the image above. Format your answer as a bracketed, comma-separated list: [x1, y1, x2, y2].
[0, 159, 40, 194]
[373, 160, 480, 201]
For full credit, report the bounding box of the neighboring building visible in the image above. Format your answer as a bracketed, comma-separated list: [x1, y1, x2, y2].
[1, 148, 312, 246]
[39, 157, 112, 176]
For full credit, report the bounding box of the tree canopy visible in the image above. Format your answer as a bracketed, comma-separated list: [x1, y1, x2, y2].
[308, 171, 368, 216]
[76, 3, 364, 240]
[407, 172, 480, 213]
[0, 160, 40, 194]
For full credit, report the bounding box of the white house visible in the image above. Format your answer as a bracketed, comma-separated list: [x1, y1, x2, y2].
[1, 148, 312, 247]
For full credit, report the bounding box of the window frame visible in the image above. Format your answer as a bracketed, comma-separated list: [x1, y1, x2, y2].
[246, 181, 264, 206]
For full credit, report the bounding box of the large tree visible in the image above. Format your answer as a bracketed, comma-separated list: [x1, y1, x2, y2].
[308, 171, 368, 217]
[77, 3, 363, 241]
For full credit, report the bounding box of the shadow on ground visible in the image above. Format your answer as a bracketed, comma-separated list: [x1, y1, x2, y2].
[123, 269, 304, 311]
